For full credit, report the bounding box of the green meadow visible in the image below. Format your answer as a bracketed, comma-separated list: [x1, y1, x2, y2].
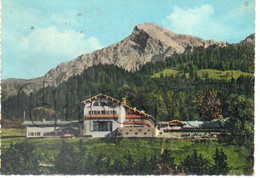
[152, 68, 253, 81]
[1, 128, 249, 175]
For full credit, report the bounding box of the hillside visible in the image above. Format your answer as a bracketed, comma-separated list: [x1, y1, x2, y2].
[44, 23, 218, 85]
[2, 30, 254, 102]
[152, 69, 253, 80]
[2, 23, 220, 100]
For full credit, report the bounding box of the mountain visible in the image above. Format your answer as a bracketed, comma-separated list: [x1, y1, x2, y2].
[44, 23, 217, 85]
[241, 33, 255, 44]
[1, 77, 45, 101]
[2, 23, 227, 99]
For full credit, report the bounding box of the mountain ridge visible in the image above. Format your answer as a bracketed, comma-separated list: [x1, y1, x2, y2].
[2, 23, 254, 100]
[43, 23, 218, 85]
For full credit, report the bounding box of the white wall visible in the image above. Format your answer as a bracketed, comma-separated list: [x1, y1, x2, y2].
[83, 98, 126, 137]
[26, 127, 60, 137]
[118, 127, 159, 137]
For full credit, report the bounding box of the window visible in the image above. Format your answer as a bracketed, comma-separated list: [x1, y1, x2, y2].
[110, 111, 116, 114]
[144, 132, 147, 135]
[94, 102, 99, 106]
[108, 110, 116, 114]
[93, 121, 112, 132]
[43, 132, 50, 136]
[101, 102, 107, 106]
[101, 110, 105, 114]
[135, 132, 138, 135]
[126, 132, 129, 135]
[94, 111, 100, 114]
[107, 101, 113, 106]
[89, 111, 91, 114]
[28, 132, 34, 136]
[50, 132, 56, 136]
[37, 132, 41, 136]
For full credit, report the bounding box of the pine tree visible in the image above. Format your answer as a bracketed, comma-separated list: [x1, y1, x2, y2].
[54, 141, 79, 174]
[181, 150, 210, 175]
[154, 148, 177, 175]
[2, 142, 40, 175]
[74, 139, 87, 174]
[211, 148, 229, 175]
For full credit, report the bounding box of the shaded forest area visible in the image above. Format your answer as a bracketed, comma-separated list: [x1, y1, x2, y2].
[1, 138, 253, 175]
[1, 42, 255, 175]
[2, 43, 254, 142]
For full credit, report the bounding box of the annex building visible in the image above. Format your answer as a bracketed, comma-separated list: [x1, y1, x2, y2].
[23, 93, 159, 138]
[81, 93, 158, 138]
[23, 93, 226, 139]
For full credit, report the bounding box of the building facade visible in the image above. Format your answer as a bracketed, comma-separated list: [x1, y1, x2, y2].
[23, 94, 226, 139]
[23, 120, 81, 138]
[81, 93, 158, 138]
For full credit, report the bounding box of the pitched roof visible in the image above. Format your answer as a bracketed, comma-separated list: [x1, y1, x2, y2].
[81, 93, 157, 121]
[123, 120, 154, 127]
[81, 93, 121, 104]
[23, 120, 80, 126]
[168, 120, 186, 125]
[182, 120, 225, 129]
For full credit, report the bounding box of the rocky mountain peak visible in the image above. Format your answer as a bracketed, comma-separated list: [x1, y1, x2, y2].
[2, 23, 223, 99]
[241, 33, 255, 44]
[41, 23, 219, 86]
[133, 23, 177, 38]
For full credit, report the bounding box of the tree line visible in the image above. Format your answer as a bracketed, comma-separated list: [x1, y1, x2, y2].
[2, 139, 242, 175]
[140, 43, 254, 75]
[2, 42, 254, 145]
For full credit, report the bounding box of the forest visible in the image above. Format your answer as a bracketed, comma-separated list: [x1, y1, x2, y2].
[1, 42, 255, 175]
[1, 138, 253, 175]
[2, 43, 254, 142]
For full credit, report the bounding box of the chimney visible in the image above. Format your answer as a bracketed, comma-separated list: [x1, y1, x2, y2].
[122, 98, 127, 105]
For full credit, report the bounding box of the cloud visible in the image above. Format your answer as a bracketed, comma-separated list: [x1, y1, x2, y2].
[2, 26, 103, 78]
[19, 26, 103, 60]
[166, 5, 215, 36]
[86, 36, 104, 52]
[164, 4, 251, 42]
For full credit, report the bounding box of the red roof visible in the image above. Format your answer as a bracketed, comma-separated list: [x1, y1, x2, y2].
[126, 114, 143, 118]
[168, 120, 186, 126]
[123, 120, 154, 127]
[81, 93, 156, 121]
[85, 114, 118, 118]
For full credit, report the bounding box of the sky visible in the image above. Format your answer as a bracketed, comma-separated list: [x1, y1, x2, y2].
[1, 0, 255, 79]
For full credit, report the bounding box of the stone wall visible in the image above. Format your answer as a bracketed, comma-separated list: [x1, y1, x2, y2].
[158, 131, 222, 139]
[118, 127, 159, 137]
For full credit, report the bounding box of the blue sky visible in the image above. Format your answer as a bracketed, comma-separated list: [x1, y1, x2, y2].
[2, 0, 255, 79]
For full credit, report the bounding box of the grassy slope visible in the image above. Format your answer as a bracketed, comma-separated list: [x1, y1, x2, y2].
[152, 68, 253, 80]
[1, 128, 26, 137]
[152, 69, 179, 78]
[1, 128, 249, 175]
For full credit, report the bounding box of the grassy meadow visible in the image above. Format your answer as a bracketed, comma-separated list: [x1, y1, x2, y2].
[152, 68, 253, 81]
[1, 128, 250, 175]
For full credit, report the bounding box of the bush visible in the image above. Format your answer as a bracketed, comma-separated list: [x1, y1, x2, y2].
[2, 141, 40, 175]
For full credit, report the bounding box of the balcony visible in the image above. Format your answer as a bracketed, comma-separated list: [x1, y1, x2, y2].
[85, 114, 118, 119]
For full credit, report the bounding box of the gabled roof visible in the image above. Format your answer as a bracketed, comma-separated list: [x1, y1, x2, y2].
[23, 120, 80, 126]
[168, 120, 186, 126]
[182, 120, 225, 129]
[81, 93, 157, 121]
[123, 120, 154, 127]
[81, 93, 121, 104]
